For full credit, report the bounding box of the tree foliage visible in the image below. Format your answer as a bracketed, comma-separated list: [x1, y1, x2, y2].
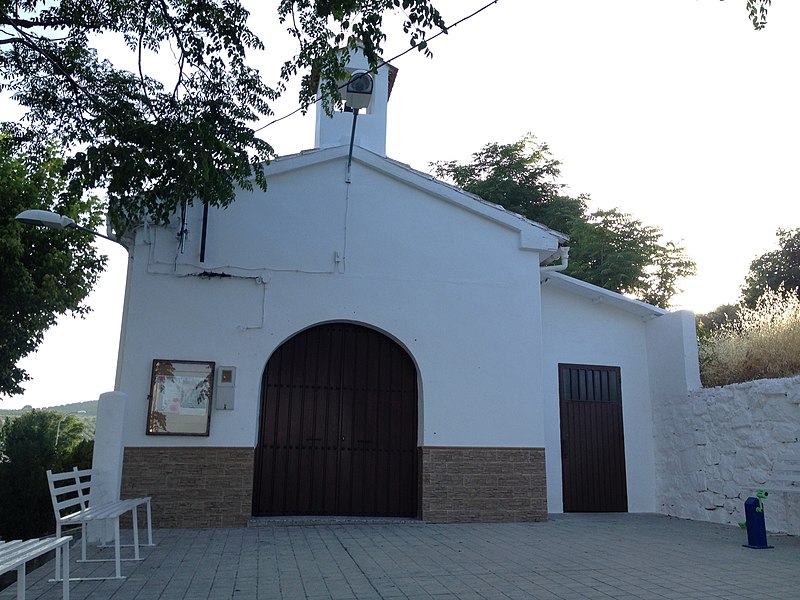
[432, 136, 696, 308]
[432, 134, 587, 234]
[0, 134, 105, 397]
[1, 0, 445, 232]
[741, 228, 800, 307]
[564, 210, 696, 308]
[0, 409, 92, 540]
[745, 0, 770, 30]
[433, 135, 566, 217]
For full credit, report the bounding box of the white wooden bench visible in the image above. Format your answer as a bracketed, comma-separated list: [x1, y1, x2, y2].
[47, 467, 153, 581]
[0, 536, 72, 600]
[770, 457, 800, 494]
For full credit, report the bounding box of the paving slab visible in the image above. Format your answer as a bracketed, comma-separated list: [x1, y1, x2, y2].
[1, 514, 798, 599]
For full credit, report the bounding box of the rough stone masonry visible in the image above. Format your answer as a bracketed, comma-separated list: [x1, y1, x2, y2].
[654, 375, 800, 534]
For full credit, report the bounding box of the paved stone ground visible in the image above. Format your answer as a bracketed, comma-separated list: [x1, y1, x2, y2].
[2, 514, 799, 599]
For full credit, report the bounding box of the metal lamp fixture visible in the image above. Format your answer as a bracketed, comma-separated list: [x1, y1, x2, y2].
[16, 209, 123, 246]
[341, 71, 374, 111]
[15, 209, 77, 229]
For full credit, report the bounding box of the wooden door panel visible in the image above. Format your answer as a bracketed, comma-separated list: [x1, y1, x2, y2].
[559, 364, 628, 513]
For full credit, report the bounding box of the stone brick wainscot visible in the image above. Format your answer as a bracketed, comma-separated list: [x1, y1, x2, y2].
[122, 447, 254, 528]
[122, 445, 547, 527]
[420, 447, 547, 522]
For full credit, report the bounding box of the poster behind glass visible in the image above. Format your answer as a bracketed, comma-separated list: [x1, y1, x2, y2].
[147, 359, 214, 435]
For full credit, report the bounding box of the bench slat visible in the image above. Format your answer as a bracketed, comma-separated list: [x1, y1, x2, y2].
[51, 482, 91, 496]
[46, 468, 91, 483]
[0, 538, 60, 566]
[53, 497, 90, 511]
[56, 498, 150, 524]
[55, 498, 89, 513]
[0, 537, 72, 575]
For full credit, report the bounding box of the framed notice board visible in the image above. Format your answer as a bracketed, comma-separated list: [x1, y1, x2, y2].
[146, 359, 215, 435]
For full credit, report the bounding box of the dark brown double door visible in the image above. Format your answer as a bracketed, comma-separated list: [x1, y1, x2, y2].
[253, 323, 418, 517]
[559, 363, 628, 512]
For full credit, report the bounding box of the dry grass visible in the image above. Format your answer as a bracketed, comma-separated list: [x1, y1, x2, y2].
[699, 288, 800, 387]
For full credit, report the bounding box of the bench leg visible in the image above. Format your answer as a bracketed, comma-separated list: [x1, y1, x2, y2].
[114, 517, 121, 579]
[132, 506, 140, 561]
[55, 523, 62, 581]
[62, 542, 70, 600]
[16, 563, 25, 600]
[145, 499, 154, 546]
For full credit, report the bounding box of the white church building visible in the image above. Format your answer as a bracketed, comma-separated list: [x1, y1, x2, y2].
[109, 51, 700, 526]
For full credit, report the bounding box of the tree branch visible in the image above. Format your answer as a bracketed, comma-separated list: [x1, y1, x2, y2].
[7, 25, 120, 129]
[0, 15, 95, 30]
[156, 0, 187, 99]
[137, 0, 161, 119]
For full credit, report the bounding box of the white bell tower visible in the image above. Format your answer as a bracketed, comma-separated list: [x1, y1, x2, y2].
[314, 47, 395, 156]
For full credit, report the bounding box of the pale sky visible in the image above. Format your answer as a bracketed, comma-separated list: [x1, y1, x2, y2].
[3, 0, 798, 408]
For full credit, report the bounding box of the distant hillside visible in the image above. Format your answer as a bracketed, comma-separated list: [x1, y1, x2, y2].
[0, 400, 98, 418]
[0, 401, 98, 439]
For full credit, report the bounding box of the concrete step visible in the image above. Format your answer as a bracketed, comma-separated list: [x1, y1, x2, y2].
[247, 515, 423, 527]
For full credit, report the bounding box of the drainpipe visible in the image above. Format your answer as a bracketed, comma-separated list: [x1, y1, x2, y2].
[541, 246, 570, 273]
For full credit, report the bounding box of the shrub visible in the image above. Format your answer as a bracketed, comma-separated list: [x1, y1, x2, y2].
[0, 410, 93, 540]
[699, 287, 800, 387]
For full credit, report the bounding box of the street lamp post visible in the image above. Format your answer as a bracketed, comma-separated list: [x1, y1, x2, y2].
[17, 208, 132, 543]
[15, 209, 125, 247]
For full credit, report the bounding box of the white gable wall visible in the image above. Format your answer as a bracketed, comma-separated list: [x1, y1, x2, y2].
[540, 283, 658, 513]
[118, 152, 551, 451]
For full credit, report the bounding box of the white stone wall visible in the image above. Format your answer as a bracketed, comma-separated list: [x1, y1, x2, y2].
[541, 284, 658, 513]
[654, 376, 800, 534]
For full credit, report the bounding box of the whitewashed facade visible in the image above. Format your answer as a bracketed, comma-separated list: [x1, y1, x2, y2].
[110, 52, 700, 526]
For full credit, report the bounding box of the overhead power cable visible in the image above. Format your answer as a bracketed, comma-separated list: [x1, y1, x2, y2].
[254, 0, 500, 133]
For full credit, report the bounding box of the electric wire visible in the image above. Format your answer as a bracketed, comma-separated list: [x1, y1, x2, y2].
[254, 0, 500, 133]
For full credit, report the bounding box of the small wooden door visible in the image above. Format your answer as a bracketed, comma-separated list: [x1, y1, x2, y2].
[253, 323, 418, 517]
[559, 363, 628, 512]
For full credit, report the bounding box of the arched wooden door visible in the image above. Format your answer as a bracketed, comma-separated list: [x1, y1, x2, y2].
[253, 323, 418, 517]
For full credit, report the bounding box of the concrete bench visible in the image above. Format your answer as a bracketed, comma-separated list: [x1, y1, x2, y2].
[47, 467, 153, 580]
[769, 457, 800, 494]
[0, 537, 72, 600]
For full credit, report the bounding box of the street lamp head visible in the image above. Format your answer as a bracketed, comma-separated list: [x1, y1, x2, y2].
[16, 208, 128, 249]
[16, 209, 76, 230]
